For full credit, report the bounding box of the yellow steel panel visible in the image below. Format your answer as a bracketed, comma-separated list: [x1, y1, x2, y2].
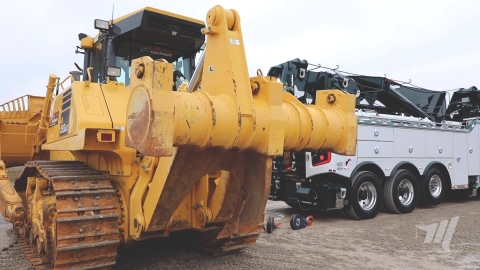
[0, 161, 24, 229]
[80, 37, 94, 49]
[82, 95, 104, 115]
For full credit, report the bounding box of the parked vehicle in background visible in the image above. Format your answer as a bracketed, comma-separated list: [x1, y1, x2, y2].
[269, 59, 480, 219]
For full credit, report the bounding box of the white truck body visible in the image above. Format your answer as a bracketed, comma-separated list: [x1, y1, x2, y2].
[305, 115, 479, 191]
[271, 113, 480, 219]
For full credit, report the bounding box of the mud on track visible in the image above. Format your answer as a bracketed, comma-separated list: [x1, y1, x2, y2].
[1, 198, 479, 270]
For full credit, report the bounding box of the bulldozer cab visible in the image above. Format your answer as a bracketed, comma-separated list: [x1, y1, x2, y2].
[80, 7, 205, 87]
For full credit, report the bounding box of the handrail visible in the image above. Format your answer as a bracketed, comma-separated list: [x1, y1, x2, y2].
[357, 114, 469, 130]
[24, 124, 38, 146]
[59, 74, 75, 91]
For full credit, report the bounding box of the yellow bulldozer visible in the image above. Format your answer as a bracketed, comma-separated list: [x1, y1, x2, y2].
[0, 4, 357, 270]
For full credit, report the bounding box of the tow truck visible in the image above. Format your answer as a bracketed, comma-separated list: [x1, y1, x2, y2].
[269, 58, 480, 219]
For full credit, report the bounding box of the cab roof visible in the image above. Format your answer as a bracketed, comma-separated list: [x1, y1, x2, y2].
[112, 7, 204, 26]
[108, 7, 205, 62]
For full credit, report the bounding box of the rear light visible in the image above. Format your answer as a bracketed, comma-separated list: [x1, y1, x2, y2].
[312, 151, 331, 166]
[97, 129, 115, 142]
[101, 133, 113, 141]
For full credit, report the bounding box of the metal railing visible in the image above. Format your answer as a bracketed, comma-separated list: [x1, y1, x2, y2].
[0, 96, 30, 120]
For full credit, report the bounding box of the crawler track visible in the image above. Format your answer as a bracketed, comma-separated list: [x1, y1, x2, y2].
[18, 236, 53, 270]
[16, 161, 121, 270]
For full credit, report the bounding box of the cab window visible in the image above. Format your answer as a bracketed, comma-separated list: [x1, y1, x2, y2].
[115, 57, 130, 86]
[114, 56, 193, 87]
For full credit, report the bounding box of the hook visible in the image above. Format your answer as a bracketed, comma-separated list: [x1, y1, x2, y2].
[333, 65, 339, 71]
[406, 79, 412, 84]
[384, 74, 387, 78]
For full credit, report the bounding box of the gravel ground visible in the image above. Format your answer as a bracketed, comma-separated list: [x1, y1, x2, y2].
[0, 198, 479, 270]
[0, 217, 32, 270]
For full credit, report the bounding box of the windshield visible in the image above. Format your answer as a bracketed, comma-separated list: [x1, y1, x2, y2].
[116, 57, 131, 86]
[115, 56, 192, 87]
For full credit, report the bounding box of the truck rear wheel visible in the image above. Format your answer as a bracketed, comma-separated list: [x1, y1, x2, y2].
[344, 171, 381, 220]
[420, 167, 446, 205]
[384, 169, 419, 214]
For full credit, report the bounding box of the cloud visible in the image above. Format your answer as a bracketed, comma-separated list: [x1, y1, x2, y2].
[0, 0, 479, 104]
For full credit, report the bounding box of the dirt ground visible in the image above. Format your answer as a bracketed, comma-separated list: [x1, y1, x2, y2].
[0, 198, 479, 270]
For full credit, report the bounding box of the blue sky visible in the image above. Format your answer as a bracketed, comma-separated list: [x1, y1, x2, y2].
[0, 0, 479, 102]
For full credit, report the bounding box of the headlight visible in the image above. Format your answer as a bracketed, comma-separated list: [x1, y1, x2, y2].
[94, 19, 109, 31]
[107, 66, 121, 77]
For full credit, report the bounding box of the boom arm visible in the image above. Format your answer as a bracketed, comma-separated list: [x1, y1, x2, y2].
[268, 59, 447, 121]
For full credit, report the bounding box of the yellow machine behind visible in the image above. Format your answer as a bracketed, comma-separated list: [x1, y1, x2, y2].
[0, 5, 357, 270]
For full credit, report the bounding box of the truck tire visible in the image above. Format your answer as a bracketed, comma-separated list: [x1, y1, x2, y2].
[344, 171, 381, 220]
[384, 169, 419, 214]
[419, 167, 446, 206]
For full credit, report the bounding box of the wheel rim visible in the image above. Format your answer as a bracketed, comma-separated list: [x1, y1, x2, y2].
[398, 179, 414, 206]
[357, 182, 377, 211]
[429, 175, 442, 198]
[295, 218, 301, 227]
